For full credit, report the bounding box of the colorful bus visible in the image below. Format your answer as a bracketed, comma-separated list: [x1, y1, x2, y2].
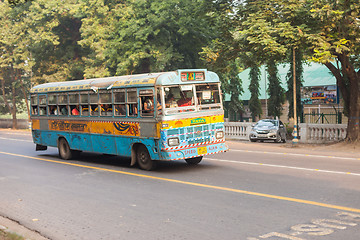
[30, 69, 228, 170]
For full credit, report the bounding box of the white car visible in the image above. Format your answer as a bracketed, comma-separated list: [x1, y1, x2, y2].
[249, 119, 287, 143]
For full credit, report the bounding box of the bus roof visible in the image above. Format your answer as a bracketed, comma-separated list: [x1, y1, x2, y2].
[30, 69, 220, 94]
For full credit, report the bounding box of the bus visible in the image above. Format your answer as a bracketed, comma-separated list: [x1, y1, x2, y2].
[30, 69, 228, 170]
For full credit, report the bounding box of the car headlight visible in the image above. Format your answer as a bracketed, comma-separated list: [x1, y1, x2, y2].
[216, 131, 224, 139]
[270, 129, 277, 133]
[168, 137, 180, 146]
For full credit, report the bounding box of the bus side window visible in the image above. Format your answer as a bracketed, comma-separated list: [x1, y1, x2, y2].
[48, 94, 58, 115]
[99, 91, 112, 116]
[58, 94, 68, 115]
[114, 90, 126, 117]
[69, 93, 80, 116]
[80, 92, 90, 116]
[30, 94, 38, 116]
[39, 95, 47, 116]
[141, 96, 154, 117]
[90, 92, 99, 116]
[127, 89, 138, 117]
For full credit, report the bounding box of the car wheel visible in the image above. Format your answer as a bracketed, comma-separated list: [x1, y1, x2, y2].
[250, 138, 257, 142]
[275, 134, 282, 143]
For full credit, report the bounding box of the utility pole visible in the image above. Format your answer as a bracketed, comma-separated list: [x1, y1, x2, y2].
[292, 47, 298, 143]
[264, 67, 268, 118]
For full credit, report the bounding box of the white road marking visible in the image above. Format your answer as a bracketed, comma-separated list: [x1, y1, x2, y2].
[204, 158, 360, 176]
[0, 137, 32, 143]
[230, 149, 360, 161]
[1, 135, 358, 176]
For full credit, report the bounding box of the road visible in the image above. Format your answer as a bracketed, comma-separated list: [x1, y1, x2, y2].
[0, 129, 360, 240]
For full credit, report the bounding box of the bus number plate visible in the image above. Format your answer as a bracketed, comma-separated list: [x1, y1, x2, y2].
[197, 146, 207, 155]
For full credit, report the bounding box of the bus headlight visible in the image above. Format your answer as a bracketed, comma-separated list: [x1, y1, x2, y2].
[168, 137, 180, 146]
[215, 131, 224, 139]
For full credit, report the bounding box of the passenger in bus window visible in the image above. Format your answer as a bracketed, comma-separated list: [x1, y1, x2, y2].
[143, 97, 153, 114]
[103, 104, 113, 116]
[165, 94, 177, 108]
[177, 93, 192, 107]
[60, 106, 68, 115]
[129, 104, 138, 116]
[50, 106, 57, 115]
[32, 106, 38, 115]
[115, 104, 126, 115]
[72, 105, 80, 115]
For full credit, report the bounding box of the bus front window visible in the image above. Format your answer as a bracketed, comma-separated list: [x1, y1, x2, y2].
[195, 84, 221, 110]
[164, 85, 195, 114]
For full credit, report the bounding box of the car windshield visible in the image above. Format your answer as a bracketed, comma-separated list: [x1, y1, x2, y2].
[256, 120, 278, 127]
[163, 83, 221, 115]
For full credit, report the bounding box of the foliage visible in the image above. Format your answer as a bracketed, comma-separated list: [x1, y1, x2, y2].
[248, 66, 262, 121]
[266, 61, 285, 118]
[211, 0, 360, 141]
[79, 0, 216, 76]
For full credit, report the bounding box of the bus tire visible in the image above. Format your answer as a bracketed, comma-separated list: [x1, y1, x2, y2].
[185, 156, 203, 165]
[136, 145, 156, 171]
[58, 138, 73, 160]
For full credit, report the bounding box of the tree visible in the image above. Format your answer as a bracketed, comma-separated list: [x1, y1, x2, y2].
[0, 0, 64, 127]
[229, 0, 360, 142]
[79, 0, 216, 76]
[266, 61, 285, 118]
[248, 66, 262, 121]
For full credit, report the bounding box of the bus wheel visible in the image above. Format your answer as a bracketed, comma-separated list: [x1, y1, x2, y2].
[185, 156, 203, 165]
[136, 145, 156, 171]
[58, 138, 73, 160]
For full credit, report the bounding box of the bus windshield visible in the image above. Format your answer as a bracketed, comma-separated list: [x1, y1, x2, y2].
[163, 83, 221, 115]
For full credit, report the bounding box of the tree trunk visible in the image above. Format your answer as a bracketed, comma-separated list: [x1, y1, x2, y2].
[11, 82, 17, 129]
[20, 78, 30, 119]
[325, 56, 360, 142]
[1, 78, 13, 117]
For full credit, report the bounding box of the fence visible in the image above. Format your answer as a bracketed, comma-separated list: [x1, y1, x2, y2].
[0, 119, 30, 129]
[298, 123, 347, 143]
[224, 122, 347, 143]
[0, 119, 348, 143]
[224, 122, 253, 141]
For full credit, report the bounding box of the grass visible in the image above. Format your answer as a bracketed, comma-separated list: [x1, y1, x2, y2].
[0, 230, 24, 240]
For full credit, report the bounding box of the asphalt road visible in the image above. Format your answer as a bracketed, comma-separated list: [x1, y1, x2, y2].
[0, 129, 360, 240]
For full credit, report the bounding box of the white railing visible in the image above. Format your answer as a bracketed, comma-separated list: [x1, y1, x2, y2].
[224, 122, 348, 143]
[224, 122, 252, 140]
[299, 123, 347, 143]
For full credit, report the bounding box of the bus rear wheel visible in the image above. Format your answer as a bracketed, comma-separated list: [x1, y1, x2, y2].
[58, 138, 74, 160]
[185, 156, 203, 165]
[136, 145, 156, 171]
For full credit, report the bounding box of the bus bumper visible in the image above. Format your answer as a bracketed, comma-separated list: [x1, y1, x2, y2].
[160, 141, 228, 161]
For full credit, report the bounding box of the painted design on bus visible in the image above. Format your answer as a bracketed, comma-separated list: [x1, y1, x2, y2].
[113, 122, 140, 136]
[44, 119, 140, 136]
[161, 115, 223, 129]
[190, 118, 206, 125]
[50, 120, 88, 132]
[49, 120, 89, 132]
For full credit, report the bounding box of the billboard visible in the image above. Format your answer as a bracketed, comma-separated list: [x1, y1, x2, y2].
[301, 85, 338, 105]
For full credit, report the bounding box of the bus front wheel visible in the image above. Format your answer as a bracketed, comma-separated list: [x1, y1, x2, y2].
[58, 138, 73, 160]
[136, 145, 156, 171]
[185, 156, 203, 165]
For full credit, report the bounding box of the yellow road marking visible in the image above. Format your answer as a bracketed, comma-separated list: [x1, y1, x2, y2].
[1, 151, 360, 213]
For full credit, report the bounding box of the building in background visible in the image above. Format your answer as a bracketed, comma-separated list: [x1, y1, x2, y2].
[224, 62, 345, 124]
